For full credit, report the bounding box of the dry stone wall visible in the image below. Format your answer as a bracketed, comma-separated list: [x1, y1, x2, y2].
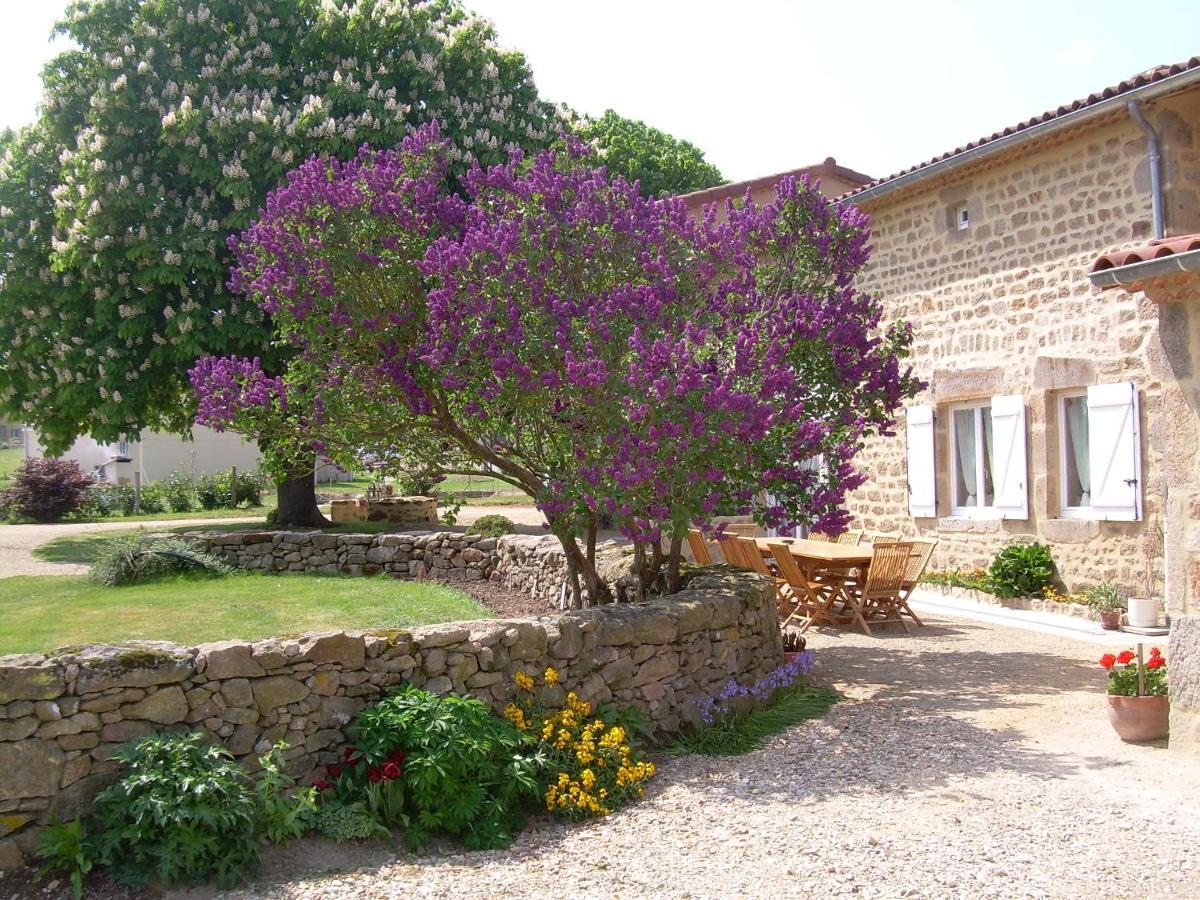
[0, 569, 780, 869]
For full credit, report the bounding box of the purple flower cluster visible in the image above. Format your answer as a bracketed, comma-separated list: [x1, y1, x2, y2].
[693, 651, 816, 726]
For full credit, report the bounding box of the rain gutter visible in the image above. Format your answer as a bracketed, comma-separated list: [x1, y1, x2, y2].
[1087, 248, 1200, 289]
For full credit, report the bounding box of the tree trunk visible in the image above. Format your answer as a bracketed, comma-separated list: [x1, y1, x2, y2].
[557, 532, 611, 607]
[274, 455, 329, 528]
[665, 531, 685, 595]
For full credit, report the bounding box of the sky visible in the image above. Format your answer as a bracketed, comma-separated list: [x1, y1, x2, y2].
[2, 0, 1198, 184]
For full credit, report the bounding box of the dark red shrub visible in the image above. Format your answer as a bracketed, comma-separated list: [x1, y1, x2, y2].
[0, 458, 95, 522]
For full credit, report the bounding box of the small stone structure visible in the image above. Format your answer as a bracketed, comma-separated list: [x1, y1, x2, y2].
[328, 496, 438, 525]
[0, 568, 780, 869]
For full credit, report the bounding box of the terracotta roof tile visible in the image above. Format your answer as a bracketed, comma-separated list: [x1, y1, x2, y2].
[1091, 234, 1200, 272]
[840, 56, 1200, 202]
[678, 157, 873, 208]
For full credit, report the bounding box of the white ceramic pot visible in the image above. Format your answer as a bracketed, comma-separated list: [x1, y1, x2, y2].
[1127, 597, 1159, 628]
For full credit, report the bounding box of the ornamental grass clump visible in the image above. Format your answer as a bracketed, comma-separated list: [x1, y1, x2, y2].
[503, 667, 656, 818]
[88, 532, 232, 586]
[1100, 646, 1168, 696]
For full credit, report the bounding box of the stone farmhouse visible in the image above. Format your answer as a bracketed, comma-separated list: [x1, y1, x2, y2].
[682, 56, 1200, 752]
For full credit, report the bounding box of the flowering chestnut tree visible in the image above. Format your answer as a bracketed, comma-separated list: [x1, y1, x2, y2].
[194, 124, 919, 605]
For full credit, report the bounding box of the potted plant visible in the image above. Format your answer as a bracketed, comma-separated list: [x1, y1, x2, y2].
[1086, 581, 1124, 630]
[782, 628, 806, 663]
[1100, 646, 1168, 742]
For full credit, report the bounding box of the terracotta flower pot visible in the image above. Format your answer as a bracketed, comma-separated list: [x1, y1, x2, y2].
[1099, 610, 1122, 630]
[1106, 694, 1169, 742]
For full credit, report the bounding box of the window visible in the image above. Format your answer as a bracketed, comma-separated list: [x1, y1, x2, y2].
[1058, 383, 1142, 521]
[116, 439, 130, 457]
[950, 403, 993, 514]
[957, 205, 970, 230]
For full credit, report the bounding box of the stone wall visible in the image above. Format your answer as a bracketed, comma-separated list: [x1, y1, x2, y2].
[844, 91, 1200, 611]
[327, 496, 438, 525]
[0, 569, 780, 869]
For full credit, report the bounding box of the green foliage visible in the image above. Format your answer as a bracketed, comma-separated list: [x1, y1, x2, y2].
[351, 686, 542, 849]
[92, 732, 260, 889]
[1085, 580, 1124, 612]
[465, 514, 516, 538]
[88, 532, 232, 586]
[196, 469, 265, 509]
[36, 817, 93, 900]
[666, 685, 841, 757]
[571, 109, 725, 197]
[254, 743, 318, 844]
[314, 801, 391, 842]
[985, 540, 1055, 598]
[161, 471, 197, 513]
[393, 468, 444, 496]
[921, 567, 989, 592]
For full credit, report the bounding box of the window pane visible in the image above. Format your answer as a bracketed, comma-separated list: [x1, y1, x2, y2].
[953, 408, 978, 507]
[1063, 395, 1090, 507]
[980, 407, 994, 507]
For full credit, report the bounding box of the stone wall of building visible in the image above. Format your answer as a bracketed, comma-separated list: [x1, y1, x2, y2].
[845, 92, 1200, 612]
[0, 569, 782, 869]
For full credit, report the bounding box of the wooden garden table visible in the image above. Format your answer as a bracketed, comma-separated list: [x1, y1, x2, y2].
[752, 537, 873, 629]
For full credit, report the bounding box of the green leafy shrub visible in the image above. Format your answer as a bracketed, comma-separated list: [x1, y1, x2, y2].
[92, 732, 260, 889]
[88, 532, 232, 586]
[344, 686, 542, 849]
[0, 458, 94, 522]
[161, 471, 197, 512]
[1085, 581, 1124, 612]
[394, 468, 444, 496]
[314, 801, 390, 842]
[196, 468, 265, 509]
[985, 540, 1055, 598]
[37, 817, 93, 900]
[465, 514, 516, 538]
[137, 481, 167, 514]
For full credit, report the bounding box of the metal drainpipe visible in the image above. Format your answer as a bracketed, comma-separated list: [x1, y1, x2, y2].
[1128, 99, 1164, 240]
[1128, 98, 1171, 613]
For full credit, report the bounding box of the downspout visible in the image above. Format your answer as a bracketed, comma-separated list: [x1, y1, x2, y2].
[1128, 99, 1164, 239]
[1128, 98, 1171, 613]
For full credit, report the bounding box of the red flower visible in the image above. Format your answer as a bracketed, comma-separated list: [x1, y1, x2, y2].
[1099, 653, 1117, 669]
[1147, 656, 1166, 670]
[382, 761, 401, 781]
[1150, 646, 1162, 658]
[326, 763, 343, 780]
[367, 766, 383, 784]
[387, 748, 407, 766]
[342, 746, 362, 766]
[1116, 650, 1136, 665]
[314, 779, 332, 792]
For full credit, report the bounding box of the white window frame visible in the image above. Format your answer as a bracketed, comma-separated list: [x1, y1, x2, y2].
[1058, 390, 1091, 519]
[948, 400, 995, 519]
[957, 205, 970, 230]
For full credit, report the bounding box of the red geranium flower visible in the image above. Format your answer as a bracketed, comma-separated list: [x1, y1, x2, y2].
[314, 779, 332, 792]
[1116, 650, 1136, 665]
[1147, 656, 1166, 669]
[1099, 653, 1117, 669]
[1150, 646, 1162, 658]
[367, 766, 383, 784]
[382, 761, 401, 781]
[326, 763, 343, 780]
[387, 748, 407, 766]
[342, 746, 362, 766]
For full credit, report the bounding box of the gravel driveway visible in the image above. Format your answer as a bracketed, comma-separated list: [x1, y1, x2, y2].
[205, 616, 1200, 900]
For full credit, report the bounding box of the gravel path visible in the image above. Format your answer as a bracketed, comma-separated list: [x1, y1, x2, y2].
[196, 616, 1200, 900]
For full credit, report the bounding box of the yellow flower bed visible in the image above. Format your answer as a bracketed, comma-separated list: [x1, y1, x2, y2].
[503, 666, 655, 818]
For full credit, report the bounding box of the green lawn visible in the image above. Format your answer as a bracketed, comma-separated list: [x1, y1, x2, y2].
[0, 447, 24, 483]
[0, 573, 490, 655]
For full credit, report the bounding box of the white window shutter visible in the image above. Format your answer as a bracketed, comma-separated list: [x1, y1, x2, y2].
[990, 394, 1028, 519]
[905, 405, 936, 518]
[1087, 382, 1142, 521]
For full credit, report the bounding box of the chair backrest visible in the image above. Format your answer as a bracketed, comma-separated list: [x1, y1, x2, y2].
[836, 529, 864, 546]
[687, 529, 714, 565]
[737, 536, 773, 576]
[864, 530, 900, 545]
[862, 541, 913, 595]
[716, 534, 748, 568]
[903, 538, 938, 585]
[806, 531, 833, 543]
[768, 543, 811, 589]
[722, 522, 761, 539]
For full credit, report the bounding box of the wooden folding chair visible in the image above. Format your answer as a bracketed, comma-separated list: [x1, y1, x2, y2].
[768, 543, 837, 632]
[836, 529, 864, 546]
[897, 538, 937, 625]
[806, 530, 833, 543]
[853, 541, 914, 635]
[687, 528, 714, 565]
[737, 536, 795, 613]
[716, 533, 749, 568]
[722, 522, 761, 539]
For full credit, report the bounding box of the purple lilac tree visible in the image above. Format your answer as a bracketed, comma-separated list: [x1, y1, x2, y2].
[192, 124, 919, 606]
